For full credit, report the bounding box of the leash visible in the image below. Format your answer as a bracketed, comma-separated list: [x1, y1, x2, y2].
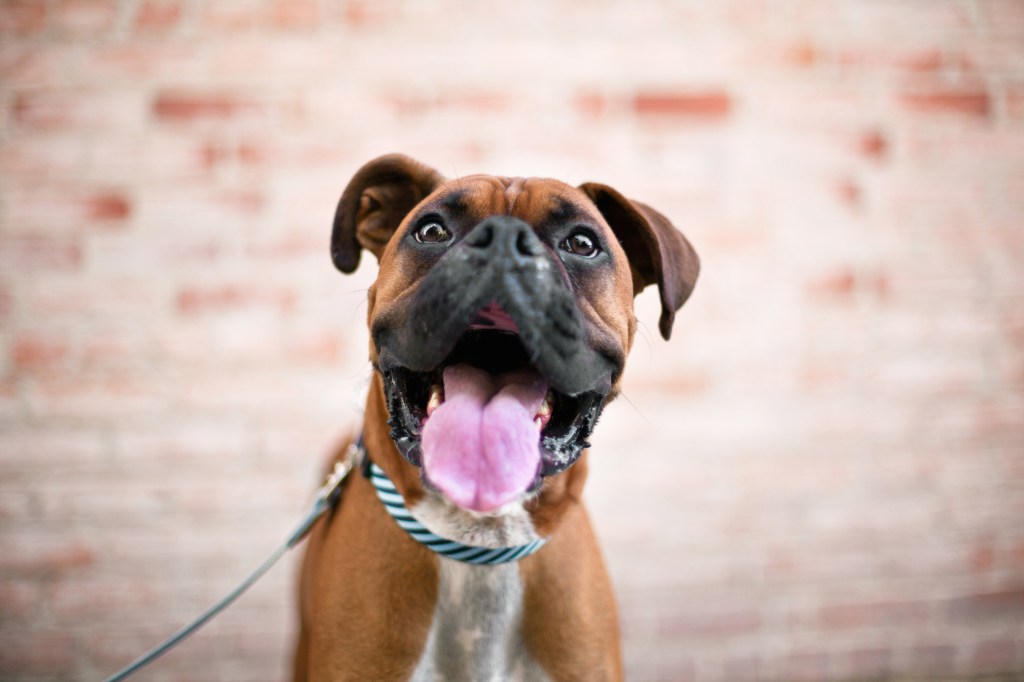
[102, 443, 362, 682]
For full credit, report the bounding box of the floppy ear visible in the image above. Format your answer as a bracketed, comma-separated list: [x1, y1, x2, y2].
[331, 154, 445, 273]
[579, 183, 700, 340]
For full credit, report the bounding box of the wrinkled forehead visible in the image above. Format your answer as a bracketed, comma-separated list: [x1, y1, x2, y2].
[424, 175, 601, 227]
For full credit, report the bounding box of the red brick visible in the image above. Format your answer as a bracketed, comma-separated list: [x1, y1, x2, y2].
[340, 0, 394, 27]
[0, 540, 95, 577]
[176, 285, 297, 315]
[70, 344, 142, 381]
[386, 92, 512, 116]
[246, 232, 323, 260]
[859, 129, 888, 160]
[214, 188, 264, 214]
[199, 140, 231, 168]
[12, 336, 71, 371]
[12, 88, 143, 130]
[947, 589, 1024, 620]
[806, 268, 889, 300]
[445, 93, 511, 112]
[231, 136, 349, 168]
[25, 375, 168, 418]
[53, 0, 118, 36]
[113, 421, 248, 464]
[632, 91, 733, 119]
[981, 0, 1024, 29]
[176, 285, 247, 314]
[273, 0, 319, 28]
[71, 44, 206, 84]
[15, 276, 159, 322]
[721, 655, 763, 682]
[133, 0, 182, 32]
[0, 133, 86, 178]
[658, 608, 761, 637]
[5, 186, 132, 230]
[0, 235, 84, 270]
[784, 40, 819, 67]
[0, 427, 108, 472]
[784, 652, 830, 682]
[837, 178, 862, 208]
[575, 92, 608, 118]
[902, 89, 992, 117]
[843, 648, 893, 679]
[84, 191, 132, 221]
[909, 644, 958, 675]
[48, 578, 162, 622]
[236, 140, 267, 164]
[838, 48, 947, 73]
[971, 543, 997, 573]
[0, 580, 39, 622]
[152, 90, 263, 122]
[286, 331, 344, 364]
[807, 268, 856, 297]
[972, 639, 1019, 671]
[0, 46, 66, 87]
[1005, 83, 1024, 121]
[0, 632, 77, 676]
[201, 0, 265, 31]
[0, 1, 48, 35]
[820, 599, 930, 629]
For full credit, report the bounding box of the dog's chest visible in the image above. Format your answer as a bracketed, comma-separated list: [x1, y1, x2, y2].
[410, 559, 550, 682]
[406, 496, 551, 682]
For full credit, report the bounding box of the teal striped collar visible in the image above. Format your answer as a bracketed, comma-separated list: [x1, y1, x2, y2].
[367, 460, 546, 565]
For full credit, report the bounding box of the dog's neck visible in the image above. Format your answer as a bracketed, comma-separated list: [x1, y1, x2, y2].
[410, 491, 542, 548]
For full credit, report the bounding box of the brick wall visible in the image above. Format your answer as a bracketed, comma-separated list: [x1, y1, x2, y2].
[1, 1, 1023, 680]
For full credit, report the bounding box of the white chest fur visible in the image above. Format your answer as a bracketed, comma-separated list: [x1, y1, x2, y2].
[410, 560, 550, 682]
[408, 496, 552, 682]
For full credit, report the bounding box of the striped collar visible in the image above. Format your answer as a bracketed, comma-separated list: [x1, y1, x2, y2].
[367, 460, 546, 565]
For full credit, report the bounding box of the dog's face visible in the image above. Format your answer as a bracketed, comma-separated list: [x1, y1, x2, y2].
[332, 155, 699, 513]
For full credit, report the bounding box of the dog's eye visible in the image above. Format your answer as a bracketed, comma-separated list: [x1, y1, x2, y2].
[415, 221, 451, 244]
[560, 231, 600, 258]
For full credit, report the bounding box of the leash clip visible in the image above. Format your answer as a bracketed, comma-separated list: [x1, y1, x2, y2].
[287, 441, 363, 550]
[316, 442, 362, 506]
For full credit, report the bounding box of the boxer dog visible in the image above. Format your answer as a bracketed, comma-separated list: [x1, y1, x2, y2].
[294, 154, 699, 681]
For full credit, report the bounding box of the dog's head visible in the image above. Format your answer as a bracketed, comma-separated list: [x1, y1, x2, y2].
[332, 154, 699, 513]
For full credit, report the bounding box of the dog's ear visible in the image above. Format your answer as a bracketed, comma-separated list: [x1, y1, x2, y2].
[331, 154, 445, 273]
[579, 183, 700, 340]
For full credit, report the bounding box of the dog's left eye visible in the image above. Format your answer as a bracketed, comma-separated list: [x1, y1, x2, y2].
[560, 231, 600, 258]
[415, 221, 451, 244]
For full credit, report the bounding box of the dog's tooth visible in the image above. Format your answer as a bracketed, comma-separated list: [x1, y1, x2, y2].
[534, 416, 544, 431]
[537, 393, 553, 418]
[426, 385, 443, 416]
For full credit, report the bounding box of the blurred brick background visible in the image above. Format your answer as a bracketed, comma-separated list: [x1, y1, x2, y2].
[1, 0, 1023, 680]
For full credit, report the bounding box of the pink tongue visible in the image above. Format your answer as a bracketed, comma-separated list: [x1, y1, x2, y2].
[421, 364, 548, 512]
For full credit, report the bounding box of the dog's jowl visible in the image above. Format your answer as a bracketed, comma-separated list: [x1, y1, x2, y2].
[294, 155, 699, 682]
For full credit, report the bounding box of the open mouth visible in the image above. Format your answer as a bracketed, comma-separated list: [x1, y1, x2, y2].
[381, 304, 606, 512]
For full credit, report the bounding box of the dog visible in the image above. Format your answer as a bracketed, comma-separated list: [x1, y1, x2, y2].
[293, 154, 699, 681]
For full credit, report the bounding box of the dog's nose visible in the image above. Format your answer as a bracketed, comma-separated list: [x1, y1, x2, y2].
[464, 216, 543, 265]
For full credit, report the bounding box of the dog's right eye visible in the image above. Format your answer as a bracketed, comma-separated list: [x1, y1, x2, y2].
[414, 220, 451, 244]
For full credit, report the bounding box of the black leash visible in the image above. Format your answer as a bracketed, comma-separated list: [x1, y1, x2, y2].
[103, 444, 362, 682]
